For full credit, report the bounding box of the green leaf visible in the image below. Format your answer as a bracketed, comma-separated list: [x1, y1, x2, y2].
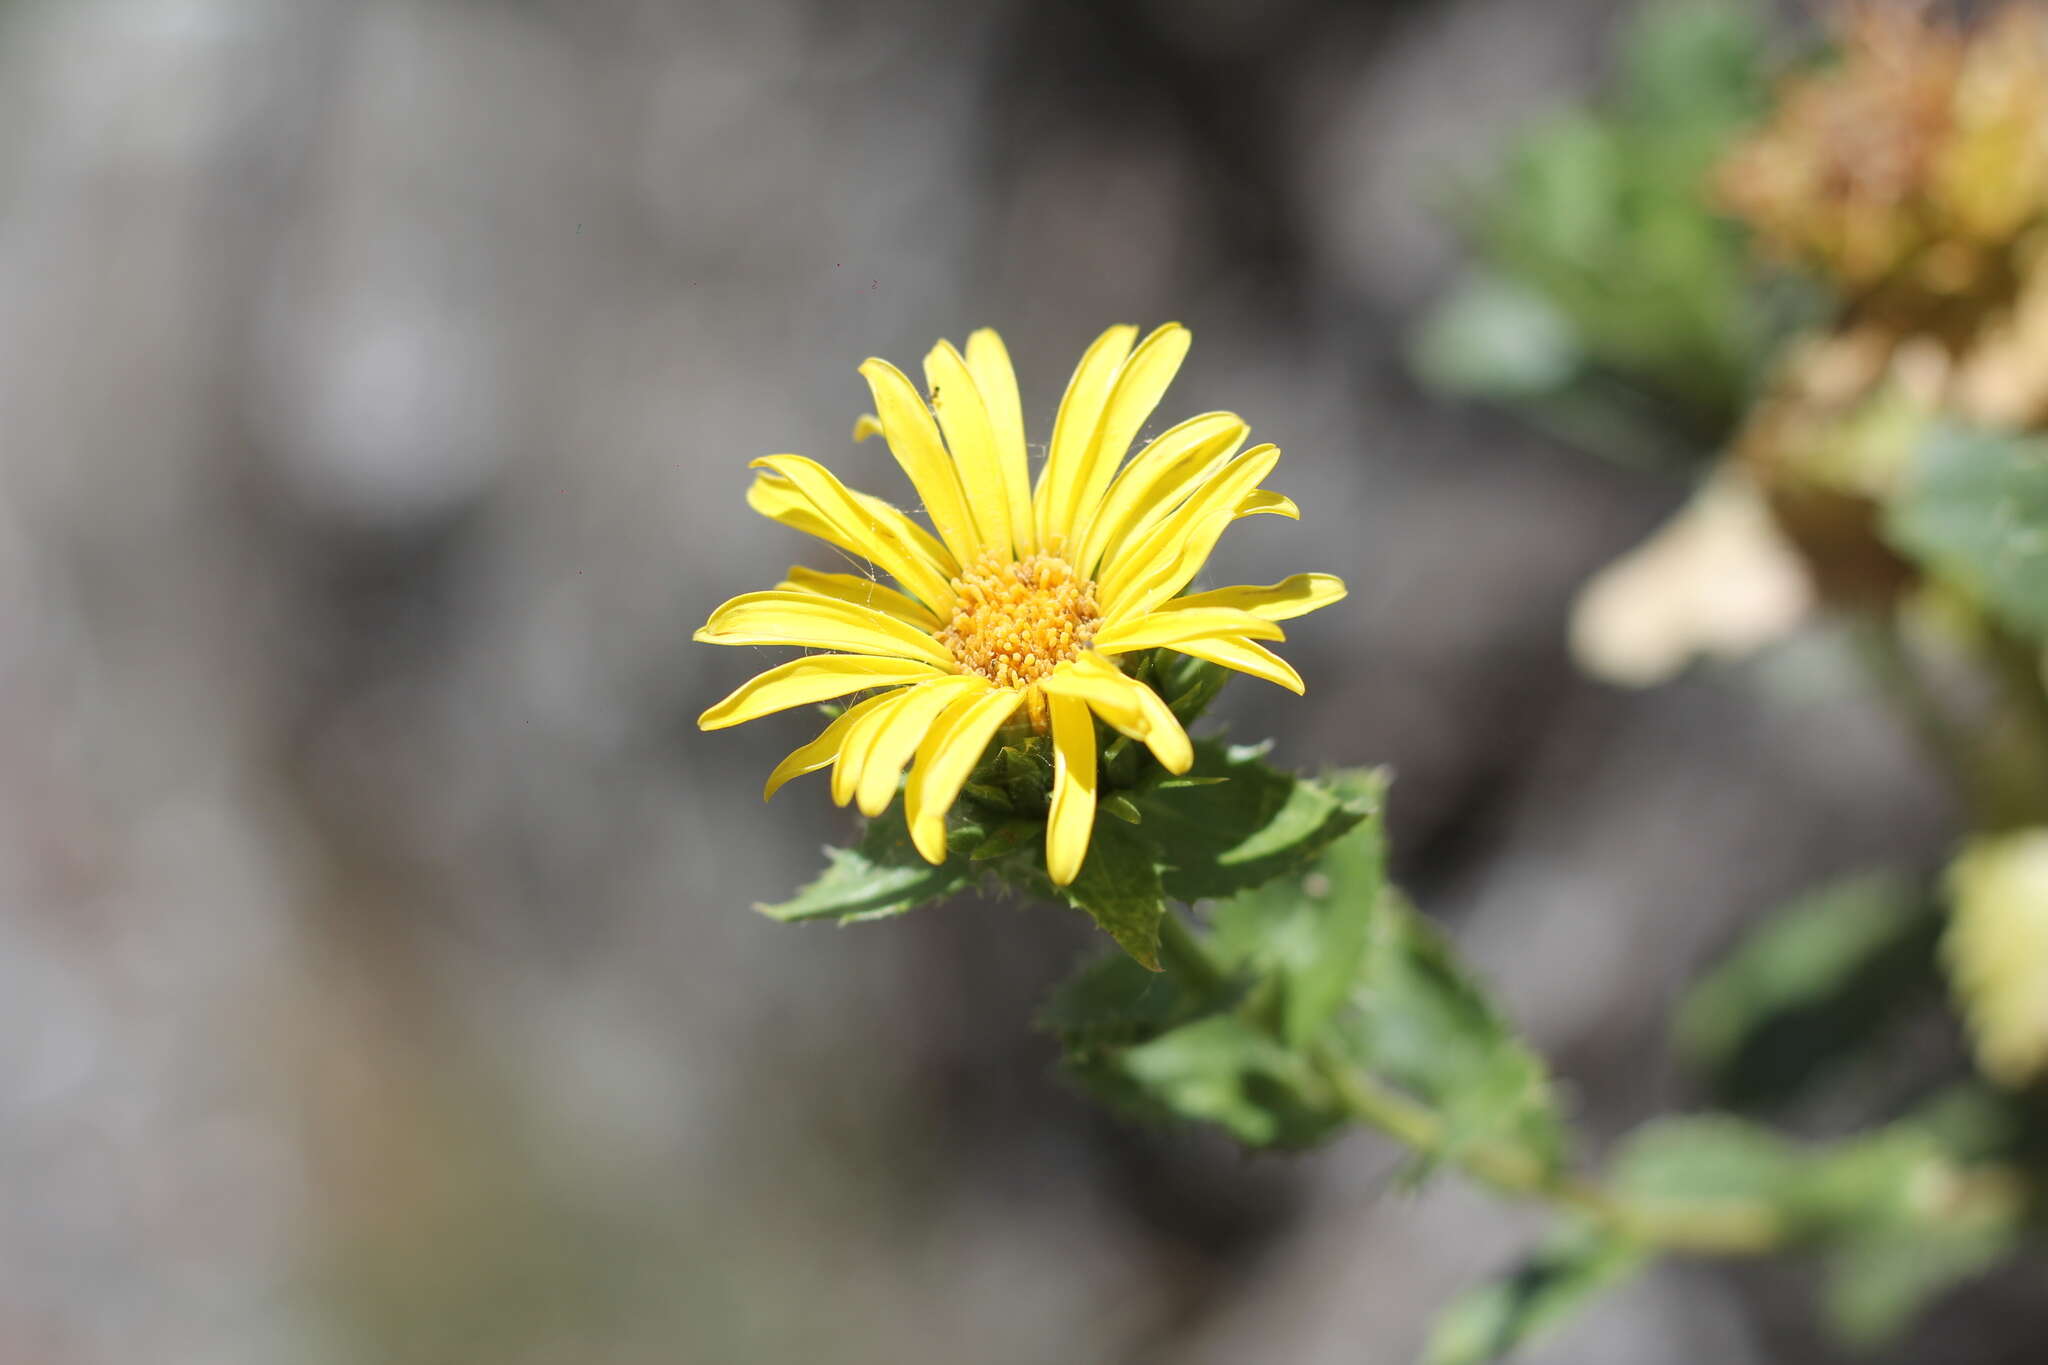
[1058, 818, 1168, 970]
[758, 805, 973, 924]
[1424, 1226, 1645, 1365]
[1210, 769, 1388, 1046]
[1116, 1015, 1347, 1147]
[1675, 871, 1938, 1108]
[1411, 273, 1583, 400]
[1886, 421, 2048, 639]
[1807, 1125, 2025, 1347]
[1609, 1114, 1802, 1213]
[1338, 897, 1566, 1170]
[1135, 741, 1374, 902]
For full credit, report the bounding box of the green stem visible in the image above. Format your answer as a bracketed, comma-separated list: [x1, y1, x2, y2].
[1153, 906, 1788, 1258]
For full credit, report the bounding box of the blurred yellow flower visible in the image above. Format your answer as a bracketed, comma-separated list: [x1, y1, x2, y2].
[1945, 829, 2048, 1088]
[696, 325, 1343, 885]
[1717, 4, 2048, 298]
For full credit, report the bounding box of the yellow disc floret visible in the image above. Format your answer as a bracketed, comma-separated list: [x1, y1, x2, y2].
[939, 549, 1101, 689]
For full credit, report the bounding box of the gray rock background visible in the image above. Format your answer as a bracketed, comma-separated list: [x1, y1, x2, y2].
[0, 1, 2030, 1362]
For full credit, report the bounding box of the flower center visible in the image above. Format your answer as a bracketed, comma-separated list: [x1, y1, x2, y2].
[939, 549, 1102, 689]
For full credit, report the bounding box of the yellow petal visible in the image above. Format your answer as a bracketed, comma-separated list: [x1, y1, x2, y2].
[1045, 691, 1098, 886]
[748, 455, 957, 612]
[1159, 573, 1347, 622]
[1167, 636, 1305, 694]
[747, 470, 849, 549]
[1041, 653, 1192, 774]
[1075, 412, 1247, 577]
[852, 413, 884, 443]
[763, 690, 904, 800]
[698, 654, 946, 731]
[924, 339, 1013, 558]
[830, 685, 906, 807]
[696, 591, 956, 666]
[1035, 324, 1138, 548]
[1097, 443, 1282, 616]
[855, 675, 988, 817]
[1234, 489, 1299, 520]
[904, 689, 1022, 863]
[858, 358, 983, 565]
[966, 328, 1035, 556]
[777, 566, 941, 629]
[1093, 607, 1284, 655]
[1064, 323, 1192, 549]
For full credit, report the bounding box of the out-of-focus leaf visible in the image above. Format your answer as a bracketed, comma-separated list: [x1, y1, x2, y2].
[1057, 819, 1167, 970]
[1416, 0, 1783, 454]
[1809, 1126, 2026, 1347]
[1617, 0, 1771, 125]
[1411, 274, 1582, 399]
[759, 805, 973, 923]
[1424, 1226, 1645, 1365]
[1676, 871, 1937, 1106]
[1117, 1015, 1345, 1147]
[1134, 741, 1373, 902]
[1339, 896, 1566, 1170]
[1211, 769, 1388, 1046]
[1886, 421, 2048, 640]
[1610, 1113, 2025, 1342]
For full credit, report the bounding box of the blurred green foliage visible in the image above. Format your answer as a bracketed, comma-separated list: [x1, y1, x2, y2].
[1413, 0, 1801, 464]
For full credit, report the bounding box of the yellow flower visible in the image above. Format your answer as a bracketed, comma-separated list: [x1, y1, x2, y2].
[696, 324, 1344, 884]
[1945, 829, 2048, 1089]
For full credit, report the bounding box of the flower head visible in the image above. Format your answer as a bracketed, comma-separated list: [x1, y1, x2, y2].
[697, 324, 1343, 884]
[1716, 4, 2048, 299]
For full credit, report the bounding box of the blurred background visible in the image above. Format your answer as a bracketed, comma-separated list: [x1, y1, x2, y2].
[0, 0, 2030, 1361]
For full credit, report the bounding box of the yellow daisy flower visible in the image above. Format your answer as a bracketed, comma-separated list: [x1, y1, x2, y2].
[697, 324, 1344, 885]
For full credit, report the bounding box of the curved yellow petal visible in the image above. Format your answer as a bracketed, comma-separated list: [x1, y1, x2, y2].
[1035, 324, 1138, 548]
[1168, 636, 1305, 694]
[852, 413, 884, 443]
[1093, 607, 1284, 655]
[904, 689, 1023, 863]
[854, 675, 988, 817]
[699, 654, 947, 731]
[830, 685, 907, 807]
[966, 328, 1034, 556]
[697, 591, 957, 666]
[777, 566, 941, 630]
[1075, 412, 1247, 577]
[748, 455, 956, 612]
[1041, 653, 1192, 774]
[1097, 443, 1282, 617]
[1159, 573, 1347, 623]
[1045, 691, 1099, 886]
[763, 690, 905, 800]
[858, 358, 982, 565]
[1234, 489, 1299, 521]
[924, 339, 1012, 559]
[1064, 323, 1191, 550]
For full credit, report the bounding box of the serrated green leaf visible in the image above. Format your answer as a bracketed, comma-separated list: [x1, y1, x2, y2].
[1338, 897, 1566, 1170]
[1211, 769, 1388, 1046]
[1117, 1015, 1346, 1147]
[1135, 741, 1373, 902]
[1424, 1226, 1645, 1365]
[1886, 421, 2048, 639]
[1058, 819, 1167, 970]
[758, 806, 973, 924]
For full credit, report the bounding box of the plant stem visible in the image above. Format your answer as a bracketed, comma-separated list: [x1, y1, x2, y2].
[1153, 906, 1787, 1258]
